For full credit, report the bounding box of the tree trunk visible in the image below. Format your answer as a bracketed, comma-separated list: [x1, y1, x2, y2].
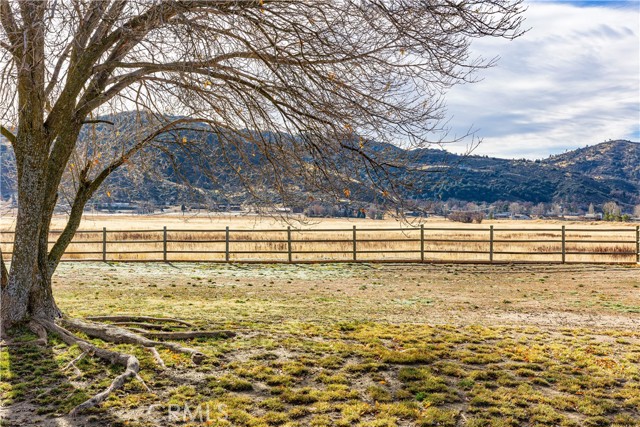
[27, 272, 61, 321]
[1, 154, 49, 329]
[1, 91, 58, 329]
[0, 149, 69, 330]
[0, 2, 62, 333]
[0, 177, 63, 331]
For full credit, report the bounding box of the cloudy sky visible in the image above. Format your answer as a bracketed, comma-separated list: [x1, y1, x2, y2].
[443, 0, 640, 159]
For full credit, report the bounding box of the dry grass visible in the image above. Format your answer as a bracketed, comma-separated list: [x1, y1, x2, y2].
[0, 215, 638, 263]
[1, 262, 639, 426]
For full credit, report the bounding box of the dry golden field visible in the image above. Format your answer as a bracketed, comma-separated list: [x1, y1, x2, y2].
[1, 215, 639, 426]
[0, 214, 638, 263]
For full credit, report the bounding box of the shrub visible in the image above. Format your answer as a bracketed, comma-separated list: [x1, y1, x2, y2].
[448, 211, 484, 224]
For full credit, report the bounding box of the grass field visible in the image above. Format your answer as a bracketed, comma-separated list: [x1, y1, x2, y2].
[1, 262, 639, 426]
[0, 214, 638, 263]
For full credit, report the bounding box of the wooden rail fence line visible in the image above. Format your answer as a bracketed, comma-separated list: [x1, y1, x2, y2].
[0, 225, 638, 264]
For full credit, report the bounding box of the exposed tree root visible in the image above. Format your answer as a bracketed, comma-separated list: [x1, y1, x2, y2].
[135, 374, 152, 393]
[111, 321, 186, 331]
[63, 351, 86, 370]
[28, 320, 48, 345]
[86, 315, 195, 327]
[127, 327, 155, 335]
[61, 318, 209, 363]
[0, 320, 48, 347]
[141, 330, 236, 340]
[62, 351, 86, 377]
[40, 320, 140, 416]
[7, 316, 235, 415]
[148, 347, 166, 369]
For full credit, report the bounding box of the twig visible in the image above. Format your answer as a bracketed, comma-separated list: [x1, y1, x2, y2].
[62, 351, 86, 371]
[149, 347, 166, 369]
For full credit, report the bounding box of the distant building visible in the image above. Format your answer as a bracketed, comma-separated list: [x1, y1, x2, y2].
[493, 212, 511, 219]
[95, 202, 137, 211]
[214, 204, 243, 212]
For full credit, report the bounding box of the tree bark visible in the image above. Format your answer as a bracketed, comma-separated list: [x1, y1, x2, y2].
[1, 165, 73, 329]
[0, 248, 7, 289]
[0, 1, 59, 331]
[1, 147, 48, 329]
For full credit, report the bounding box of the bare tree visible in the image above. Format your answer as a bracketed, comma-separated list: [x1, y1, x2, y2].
[550, 203, 563, 217]
[531, 202, 546, 218]
[0, 0, 524, 413]
[508, 201, 523, 216]
[602, 201, 621, 220]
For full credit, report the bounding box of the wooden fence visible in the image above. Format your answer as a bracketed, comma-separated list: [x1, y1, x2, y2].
[0, 225, 639, 264]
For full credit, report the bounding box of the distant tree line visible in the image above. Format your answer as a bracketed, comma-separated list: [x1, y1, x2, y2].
[412, 199, 640, 223]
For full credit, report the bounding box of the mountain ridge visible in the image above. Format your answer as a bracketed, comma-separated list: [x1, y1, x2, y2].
[405, 139, 638, 206]
[0, 131, 637, 208]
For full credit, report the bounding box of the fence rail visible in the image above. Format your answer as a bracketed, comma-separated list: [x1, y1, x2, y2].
[0, 225, 639, 264]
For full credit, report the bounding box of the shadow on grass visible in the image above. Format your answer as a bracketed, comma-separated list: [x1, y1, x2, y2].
[0, 325, 125, 427]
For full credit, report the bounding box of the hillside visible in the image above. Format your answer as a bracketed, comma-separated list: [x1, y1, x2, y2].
[1, 130, 638, 208]
[543, 140, 640, 185]
[407, 140, 639, 206]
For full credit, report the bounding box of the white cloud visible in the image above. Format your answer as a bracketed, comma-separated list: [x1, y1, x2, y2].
[442, 0, 640, 159]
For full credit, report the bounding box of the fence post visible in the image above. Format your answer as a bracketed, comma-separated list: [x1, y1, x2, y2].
[420, 224, 424, 262]
[352, 225, 357, 261]
[102, 227, 107, 262]
[225, 226, 230, 262]
[163, 226, 167, 262]
[636, 225, 639, 264]
[489, 225, 494, 263]
[561, 225, 566, 264]
[287, 226, 292, 263]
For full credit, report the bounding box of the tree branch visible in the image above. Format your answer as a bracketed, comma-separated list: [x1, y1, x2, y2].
[0, 125, 15, 144]
[81, 119, 114, 126]
[47, 117, 215, 270]
[0, 0, 21, 54]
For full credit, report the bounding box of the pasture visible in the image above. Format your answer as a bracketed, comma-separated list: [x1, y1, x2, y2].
[1, 256, 639, 426]
[0, 215, 639, 264]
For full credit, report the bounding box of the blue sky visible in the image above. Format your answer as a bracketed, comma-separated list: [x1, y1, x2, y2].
[443, 0, 640, 159]
[549, 1, 638, 7]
